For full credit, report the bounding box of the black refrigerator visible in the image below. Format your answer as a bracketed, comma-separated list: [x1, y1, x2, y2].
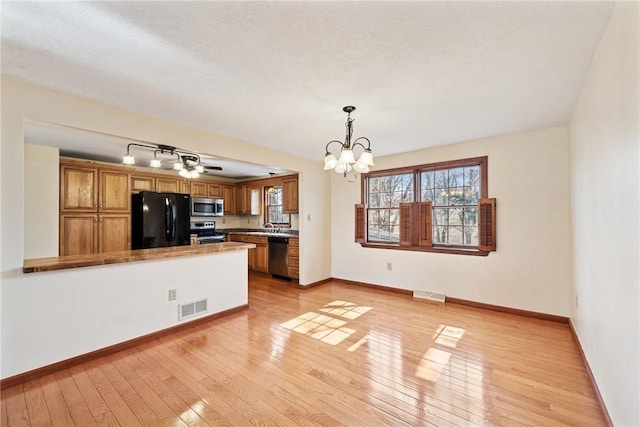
[131, 192, 191, 249]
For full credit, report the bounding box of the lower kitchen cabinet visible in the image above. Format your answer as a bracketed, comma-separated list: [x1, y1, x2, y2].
[60, 213, 130, 256]
[230, 235, 269, 273]
[98, 214, 131, 253]
[288, 237, 299, 279]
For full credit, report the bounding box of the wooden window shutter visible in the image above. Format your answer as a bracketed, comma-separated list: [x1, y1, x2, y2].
[399, 203, 413, 246]
[418, 201, 432, 247]
[355, 204, 366, 243]
[479, 198, 497, 251]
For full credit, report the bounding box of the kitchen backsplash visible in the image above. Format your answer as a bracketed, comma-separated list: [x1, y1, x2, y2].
[191, 214, 299, 231]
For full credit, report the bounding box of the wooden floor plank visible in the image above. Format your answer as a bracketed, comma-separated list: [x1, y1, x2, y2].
[4, 385, 30, 427]
[38, 375, 75, 427]
[1, 273, 607, 426]
[22, 380, 52, 426]
[67, 365, 119, 427]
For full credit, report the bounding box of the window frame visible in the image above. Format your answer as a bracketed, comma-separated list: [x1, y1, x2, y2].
[263, 186, 291, 227]
[359, 156, 490, 256]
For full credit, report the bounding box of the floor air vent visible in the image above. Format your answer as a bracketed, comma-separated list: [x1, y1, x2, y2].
[413, 290, 446, 303]
[178, 299, 208, 320]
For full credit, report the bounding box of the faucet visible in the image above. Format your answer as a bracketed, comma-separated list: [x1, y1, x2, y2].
[263, 223, 274, 233]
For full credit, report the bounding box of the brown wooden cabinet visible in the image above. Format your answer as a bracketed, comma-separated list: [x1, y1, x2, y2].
[61, 163, 130, 213]
[223, 185, 236, 214]
[230, 234, 269, 273]
[288, 237, 299, 279]
[254, 238, 269, 273]
[282, 177, 298, 214]
[236, 184, 250, 214]
[207, 183, 223, 198]
[60, 165, 98, 212]
[131, 175, 155, 192]
[59, 214, 98, 255]
[190, 181, 208, 197]
[59, 213, 130, 256]
[156, 177, 180, 193]
[98, 214, 131, 253]
[60, 160, 131, 255]
[99, 170, 130, 212]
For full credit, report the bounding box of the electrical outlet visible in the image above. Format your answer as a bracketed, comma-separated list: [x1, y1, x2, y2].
[307, 214, 311, 221]
[387, 262, 392, 271]
[168, 289, 177, 301]
[575, 294, 579, 308]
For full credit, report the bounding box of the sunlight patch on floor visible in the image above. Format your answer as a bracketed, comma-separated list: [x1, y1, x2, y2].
[432, 324, 466, 348]
[281, 311, 356, 345]
[318, 300, 373, 320]
[280, 300, 372, 347]
[415, 348, 451, 382]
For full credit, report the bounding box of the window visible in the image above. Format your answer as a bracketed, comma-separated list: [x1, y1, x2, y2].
[357, 157, 496, 255]
[265, 186, 290, 226]
[421, 165, 480, 246]
[367, 173, 414, 242]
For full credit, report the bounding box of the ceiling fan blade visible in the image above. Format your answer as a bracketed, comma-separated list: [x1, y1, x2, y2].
[203, 165, 223, 171]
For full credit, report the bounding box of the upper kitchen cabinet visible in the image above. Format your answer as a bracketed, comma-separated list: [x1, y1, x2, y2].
[60, 164, 98, 211]
[99, 170, 130, 212]
[282, 176, 298, 214]
[190, 181, 207, 197]
[207, 183, 223, 198]
[223, 185, 236, 215]
[236, 184, 262, 215]
[131, 174, 156, 192]
[156, 177, 181, 193]
[60, 161, 129, 213]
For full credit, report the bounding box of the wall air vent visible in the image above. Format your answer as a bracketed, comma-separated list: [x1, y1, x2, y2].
[178, 299, 208, 321]
[413, 290, 446, 303]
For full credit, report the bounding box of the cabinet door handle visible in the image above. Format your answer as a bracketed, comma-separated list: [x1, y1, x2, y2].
[99, 203, 103, 211]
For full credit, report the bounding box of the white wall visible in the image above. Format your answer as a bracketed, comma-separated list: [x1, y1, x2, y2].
[331, 126, 572, 316]
[1, 251, 248, 378]
[568, 2, 639, 425]
[24, 144, 59, 258]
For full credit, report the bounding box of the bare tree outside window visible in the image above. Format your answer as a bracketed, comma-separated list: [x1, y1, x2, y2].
[367, 173, 413, 242]
[421, 166, 479, 246]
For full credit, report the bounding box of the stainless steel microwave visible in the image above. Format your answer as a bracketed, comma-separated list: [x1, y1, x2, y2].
[191, 197, 224, 217]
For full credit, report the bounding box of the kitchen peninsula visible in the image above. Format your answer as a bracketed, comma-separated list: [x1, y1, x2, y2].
[2, 242, 255, 385]
[23, 240, 254, 273]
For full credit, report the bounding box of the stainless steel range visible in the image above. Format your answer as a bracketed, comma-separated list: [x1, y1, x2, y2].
[190, 221, 227, 244]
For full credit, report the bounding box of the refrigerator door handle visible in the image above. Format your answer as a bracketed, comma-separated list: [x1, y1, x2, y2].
[169, 198, 176, 241]
[165, 197, 173, 242]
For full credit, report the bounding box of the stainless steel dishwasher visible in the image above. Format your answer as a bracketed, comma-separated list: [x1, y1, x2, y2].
[268, 236, 289, 278]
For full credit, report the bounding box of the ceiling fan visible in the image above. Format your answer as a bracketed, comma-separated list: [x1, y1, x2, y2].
[180, 155, 223, 173]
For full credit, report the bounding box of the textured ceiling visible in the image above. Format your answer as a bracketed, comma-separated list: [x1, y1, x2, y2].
[2, 1, 613, 162]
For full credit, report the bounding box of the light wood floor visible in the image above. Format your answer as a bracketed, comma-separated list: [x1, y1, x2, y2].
[2, 273, 606, 426]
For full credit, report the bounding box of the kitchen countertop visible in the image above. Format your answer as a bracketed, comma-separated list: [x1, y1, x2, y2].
[23, 242, 256, 274]
[228, 232, 298, 238]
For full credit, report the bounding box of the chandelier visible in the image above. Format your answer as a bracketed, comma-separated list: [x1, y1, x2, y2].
[323, 106, 374, 180]
[122, 142, 205, 179]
